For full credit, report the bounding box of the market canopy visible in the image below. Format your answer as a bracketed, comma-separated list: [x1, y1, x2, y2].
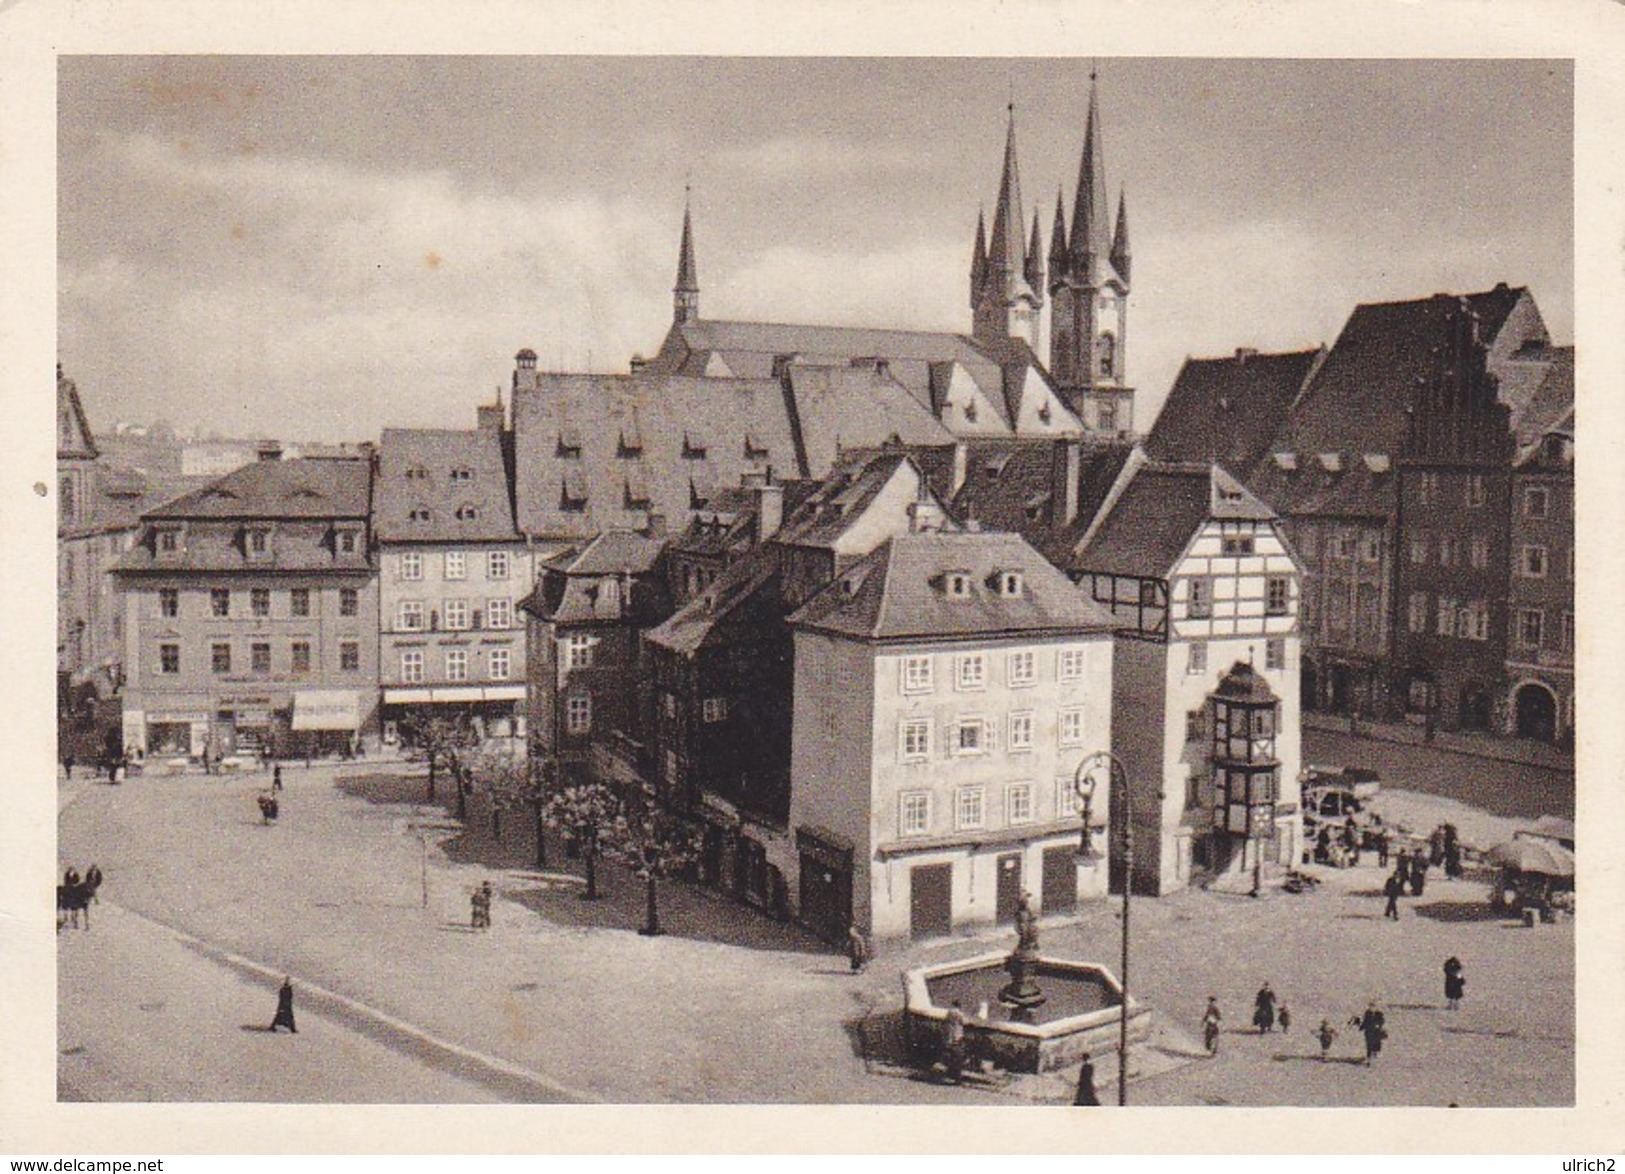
[291, 690, 360, 731]
[1486, 837, 1575, 877]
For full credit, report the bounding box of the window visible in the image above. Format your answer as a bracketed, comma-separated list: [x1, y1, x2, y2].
[1408, 592, 1429, 635]
[246, 529, 270, 557]
[1297, 527, 1317, 560]
[157, 528, 181, 555]
[401, 650, 424, 683]
[212, 643, 231, 674]
[1097, 400, 1117, 433]
[211, 588, 231, 617]
[1518, 609, 1544, 648]
[955, 719, 986, 755]
[405, 465, 429, 481]
[900, 792, 931, 836]
[1437, 535, 1455, 567]
[663, 693, 678, 720]
[997, 571, 1024, 597]
[484, 648, 509, 680]
[902, 655, 933, 694]
[1524, 487, 1550, 518]
[445, 552, 467, 580]
[340, 641, 360, 672]
[1187, 641, 1208, 676]
[400, 552, 423, 581]
[1410, 534, 1428, 565]
[479, 598, 509, 630]
[337, 530, 359, 555]
[445, 599, 470, 630]
[409, 507, 432, 523]
[664, 750, 680, 786]
[1466, 474, 1486, 507]
[1098, 333, 1115, 378]
[1187, 576, 1212, 619]
[1056, 778, 1082, 819]
[1436, 596, 1458, 637]
[291, 642, 311, 675]
[566, 694, 592, 734]
[956, 653, 985, 691]
[455, 505, 480, 521]
[290, 588, 311, 617]
[566, 635, 593, 669]
[159, 588, 179, 618]
[1059, 707, 1085, 746]
[1418, 472, 1439, 504]
[1008, 711, 1034, 751]
[159, 643, 180, 674]
[900, 719, 931, 761]
[945, 572, 973, 598]
[340, 588, 359, 617]
[1521, 545, 1549, 579]
[446, 649, 468, 682]
[1265, 639, 1286, 671]
[1329, 532, 1354, 560]
[251, 588, 271, 618]
[1007, 650, 1035, 687]
[450, 467, 474, 483]
[1186, 709, 1204, 743]
[251, 642, 271, 673]
[1221, 534, 1255, 556]
[1470, 536, 1490, 570]
[488, 551, 511, 580]
[1265, 577, 1289, 616]
[1007, 783, 1034, 825]
[399, 601, 425, 631]
[1360, 534, 1381, 563]
[703, 697, 728, 723]
[1058, 648, 1086, 682]
[1562, 611, 1575, 653]
[955, 786, 986, 831]
[1459, 601, 1489, 642]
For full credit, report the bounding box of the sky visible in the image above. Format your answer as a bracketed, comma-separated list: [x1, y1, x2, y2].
[57, 56, 1574, 443]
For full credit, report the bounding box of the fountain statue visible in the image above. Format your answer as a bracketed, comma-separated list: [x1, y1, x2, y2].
[999, 891, 1047, 1021]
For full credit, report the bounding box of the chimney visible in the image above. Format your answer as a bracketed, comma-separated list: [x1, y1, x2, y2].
[755, 482, 784, 540]
[1056, 438, 1082, 526]
[513, 348, 539, 394]
[630, 354, 649, 375]
[1235, 347, 1259, 365]
[256, 440, 283, 462]
[476, 390, 505, 433]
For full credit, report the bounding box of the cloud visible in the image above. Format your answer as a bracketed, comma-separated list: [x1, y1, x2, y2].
[714, 135, 938, 181]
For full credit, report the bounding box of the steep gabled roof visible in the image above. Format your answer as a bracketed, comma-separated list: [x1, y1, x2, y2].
[1510, 346, 1574, 448]
[950, 437, 1135, 565]
[789, 530, 1116, 642]
[782, 364, 956, 473]
[57, 367, 99, 461]
[522, 530, 667, 625]
[1073, 460, 1274, 579]
[375, 427, 518, 543]
[644, 545, 782, 656]
[145, 456, 371, 520]
[1146, 347, 1323, 472]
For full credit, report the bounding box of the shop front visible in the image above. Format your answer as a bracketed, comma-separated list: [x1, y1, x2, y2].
[291, 689, 363, 757]
[381, 685, 527, 749]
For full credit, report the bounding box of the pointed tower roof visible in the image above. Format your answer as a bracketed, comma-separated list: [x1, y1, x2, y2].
[984, 105, 1029, 299]
[1025, 209, 1046, 304]
[1048, 189, 1069, 289]
[969, 209, 988, 310]
[1068, 73, 1111, 275]
[674, 194, 699, 295]
[57, 363, 98, 461]
[1110, 187, 1132, 287]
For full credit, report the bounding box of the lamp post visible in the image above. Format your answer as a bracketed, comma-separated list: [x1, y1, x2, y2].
[1074, 750, 1133, 1106]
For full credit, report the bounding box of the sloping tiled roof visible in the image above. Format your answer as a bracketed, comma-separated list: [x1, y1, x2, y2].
[775, 453, 924, 549]
[1145, 348, 1322, 472]
[375, 427, 518, 543]
[1510, 346, 1574, 448]
[522, 531, 668, 625]
[644, 546, 782, 656]
[60, 468, 213, 540]
[950, 437, 1135, 565]
[145, 456, 372, 520]
[784, 365, 956, 471]
[568, 529, 664, 577]
[512, 374, 799, 539]
[1074, 461, 1273, 579]
[789, 531, 1116, 642]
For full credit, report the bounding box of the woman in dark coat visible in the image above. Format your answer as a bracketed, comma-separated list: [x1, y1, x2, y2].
[1409, 855, 1429, 897]
[1252, 983, 1278, 1033]
[1443, 957, 1466, 1010]
[270, 977, 298, 1033]
[1353, 1002, 1386, 1064]
[1073, 1052, 1100, 1105]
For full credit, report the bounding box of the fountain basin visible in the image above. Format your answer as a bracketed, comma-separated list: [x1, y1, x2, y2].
[902, 952, 1152, 1074]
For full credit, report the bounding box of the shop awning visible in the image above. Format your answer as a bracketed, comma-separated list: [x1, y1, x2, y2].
[383, 686, 526, 704]
[291, 690, 361, 731]
[384, 688, 435, 703]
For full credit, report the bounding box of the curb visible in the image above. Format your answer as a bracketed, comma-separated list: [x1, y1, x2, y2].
[113, 902, 599, 1104]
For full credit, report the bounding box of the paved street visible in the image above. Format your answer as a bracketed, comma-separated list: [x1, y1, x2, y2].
[57, 742, 1574, 1105]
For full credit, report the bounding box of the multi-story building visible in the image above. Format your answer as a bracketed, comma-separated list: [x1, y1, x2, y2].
[374, 416, 533, 746]
[1506, 352, 1575, 744]
[520, 530, 670, 791]
[1071, 456, 1303, 893]
[57, 366, 100, 689]
[1143, 347, 1323, 474]
[787, 528, 1117, 942]
[113, 454, 378, 765]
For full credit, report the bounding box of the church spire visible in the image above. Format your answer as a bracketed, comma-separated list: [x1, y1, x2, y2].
[984, 104, 1028, 300]
[1025, 208, 1045, 307]
[1048, 188, 1069, 293]
[969, 208, 988, 311]
[673, 188, 699, 325]
[1068, 72, 1110, 280]
[1110, 186, 1132, 287]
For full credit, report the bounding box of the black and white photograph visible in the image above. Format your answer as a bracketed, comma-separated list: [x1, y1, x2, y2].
[6, 0, 1624, 1159]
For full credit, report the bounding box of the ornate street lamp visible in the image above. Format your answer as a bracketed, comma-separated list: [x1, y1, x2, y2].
[1074, 750, 1133, 1106]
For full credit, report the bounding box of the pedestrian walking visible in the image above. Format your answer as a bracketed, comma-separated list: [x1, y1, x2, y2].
[1278, 1004, 1292, 1033]
[1410, 855, 1429, 898]
[1073, 1052, 1100, 1105]
[269, 977, 298, 1033]
[1341, 821, 1361, 867]
[63, 754, 75, 780]
[272, 764, 283, 792]
[941, 1001, 968, 1084]
[1375, 825, 1390, 869]
[257, 792, 279, 824]
[1314, 1018, 1338, 1060]
[1252, 982, 1277, 1033]
[1201, 996, 1222, 1055]
[846, 923, 870, 974]
[1351, 1002, 1386, 1065]
[1443, 956, 1466, 1010]
[1383, 870, 1404, 920]
[470, 881, 492, 929]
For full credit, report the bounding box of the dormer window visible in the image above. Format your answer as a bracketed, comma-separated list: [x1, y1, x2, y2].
[336, 530, 359, 555]
[744, 433, 770, 461]
[405, 465, 429, 481]
[945, 571, 973, 599]
[245, 528, 271, 558]
[561, 471, 589, 512]
[1271, 452, 1298, 473]
[408, 506, 432, 523]
[963, 402, 978, 424]
[617, 425, 643, 458]
[556, 431, 582, 459]
[155, 527, 182, 556]
[455, 504, 480, 521]
[1037, 402, 1052, 425]
[1317, 452, 1343, 475]
[1218, 486, 1244, 504]
[682, 433, 708, 460]
[995, 570, 1024, 597]
[450, 467, 474, 482]
[1363, 453, 1392, 476]
[623, 471, 651, 508]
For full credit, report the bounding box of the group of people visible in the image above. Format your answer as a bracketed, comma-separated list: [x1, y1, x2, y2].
[255, 765, 286, 824]
[1382, 848, 1433, 918]
[470, 880, 494, 930]
[56, 863, 104, 930]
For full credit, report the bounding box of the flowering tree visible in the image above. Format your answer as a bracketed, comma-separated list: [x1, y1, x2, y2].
[541, 781, 621, 900]
[610, 780, 702, 937]
[402, 711, 479, 810]
[472, 751, 556, 870]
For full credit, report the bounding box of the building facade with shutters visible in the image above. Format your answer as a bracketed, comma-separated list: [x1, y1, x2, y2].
[1506, 394, 1574, 745]
[787, 529, 1116, 943]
